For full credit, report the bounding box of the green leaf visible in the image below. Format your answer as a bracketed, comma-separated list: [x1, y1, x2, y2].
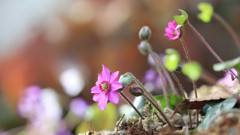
[154, 94, 184, 110]
[164, 48, 181, 71]
[198, 97, 237, 130]
[182, 61, 202, 81]
[197, 2, 214, 23]
[174, 9, 188, 25]
[213, 56, 240, 72]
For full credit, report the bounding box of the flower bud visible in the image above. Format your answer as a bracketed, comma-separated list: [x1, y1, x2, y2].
[138, 41, 149, 55]
[139, 26, 151, 40]
[129, 85, 143, 96]
[119, 73, 134, 88]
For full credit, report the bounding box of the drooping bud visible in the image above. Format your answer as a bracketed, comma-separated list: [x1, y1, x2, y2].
[138, 41, 149, 55]
[139, 26, 152, 40]
[119, 73, 134, 88]
[129, 84, 143, 96]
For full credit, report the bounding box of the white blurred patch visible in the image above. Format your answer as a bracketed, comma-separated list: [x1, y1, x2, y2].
[59, 68, 85, 96]
[40, 88, 62, 121]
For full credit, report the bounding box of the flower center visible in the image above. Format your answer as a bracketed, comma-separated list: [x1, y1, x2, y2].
[99, 81, 110, 91]
[173, 31, 176, 36]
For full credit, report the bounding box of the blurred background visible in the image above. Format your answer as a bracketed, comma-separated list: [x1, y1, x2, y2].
[0, 0, 239, 134]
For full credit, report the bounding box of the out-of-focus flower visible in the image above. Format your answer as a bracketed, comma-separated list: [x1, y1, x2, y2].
[164, 20, 180, 40]
[143, 69, 167, 92]
[18, 86, 43, 122]
[218, 68, 238, 87]
[56, 124, 72, 135]
[91, 64, 123, 111]
[70, 98, 88, 118]
[18, 87, 62, 135]
[60, 67, 85, 96]
[147, 53, 165, 67]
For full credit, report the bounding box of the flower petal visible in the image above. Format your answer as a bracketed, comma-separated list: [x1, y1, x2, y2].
[98, 94, 108, 111]
[110, 71, 119, 83]
[91, 86, 101, 93]
[102, 64, 111, 81]
[93, 93, 101, 102]
[108, 91, 119, 104]
[111, 82, 123, 91]
[97, 74, 103, 85]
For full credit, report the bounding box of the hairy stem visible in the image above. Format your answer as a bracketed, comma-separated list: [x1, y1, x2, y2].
[170, 72, 186, 99]
[179, 38, 199, 126]
[119, 92, 143, 119]
[187, 21, 238, 79]
[144, 41, 170, 108]
[126, 72, 173, 129]
[213, 13, 240, 50]
[170, 71, 192, 128]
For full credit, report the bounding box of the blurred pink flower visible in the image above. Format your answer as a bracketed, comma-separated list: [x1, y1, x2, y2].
[164, 20, 180, 40]
[218, 68, 238, 87]
[91, 64, 122, 111]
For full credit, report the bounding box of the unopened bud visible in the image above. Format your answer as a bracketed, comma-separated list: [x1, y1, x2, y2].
[119, 73, 134, 88]
[139, 26, 151, 40]
[129, 85, 143, 96]
[138, 41, 149, 55]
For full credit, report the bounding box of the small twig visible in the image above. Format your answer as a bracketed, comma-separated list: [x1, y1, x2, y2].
[115, 114, 125, 135]
[154, 111, 163, 123]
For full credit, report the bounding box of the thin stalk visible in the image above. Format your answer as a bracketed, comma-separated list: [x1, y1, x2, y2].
[115, 114, 125, 135]
[179, 38, 199, 126]
[144, 41, 170, 108]
[213, 13, 240, 49]
[170, 72, 186, 99]
[145, 41, 179, 96]
[119, 91, 143, 119]
[170, 71, 192, 128]
[187, 21, 238, 79]
[126, 72, 173, 129]
[143, 94, 173, 129]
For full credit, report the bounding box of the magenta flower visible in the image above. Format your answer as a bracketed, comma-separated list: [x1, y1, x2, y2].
[91, 64, 123, 111]
[218, 68, 238, 87]
[164, 20, 181, 40]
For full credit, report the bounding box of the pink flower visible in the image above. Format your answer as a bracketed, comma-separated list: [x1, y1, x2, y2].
[91, 64, 123, 111]
[164, 20, 181, 40]
[218, 68, 238, 87]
